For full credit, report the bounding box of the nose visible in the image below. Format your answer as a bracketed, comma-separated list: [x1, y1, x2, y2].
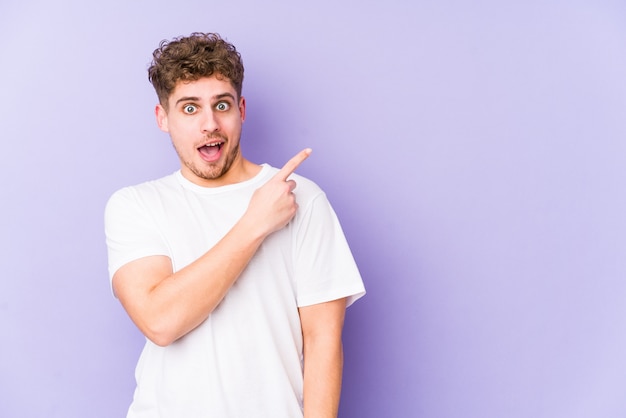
[201, 110, 220, 133]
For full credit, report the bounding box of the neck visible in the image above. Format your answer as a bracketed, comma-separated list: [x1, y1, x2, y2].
[181, 156, 262, 188]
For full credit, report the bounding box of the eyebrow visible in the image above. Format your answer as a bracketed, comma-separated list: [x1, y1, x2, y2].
[174, 93, 236, 107]
[175, 96, 200, 106]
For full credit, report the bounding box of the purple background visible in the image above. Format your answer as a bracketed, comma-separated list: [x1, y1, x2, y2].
[1, 1, 626, 417]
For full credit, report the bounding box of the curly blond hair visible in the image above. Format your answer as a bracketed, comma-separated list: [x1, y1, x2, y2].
[148, 32, 244, 108]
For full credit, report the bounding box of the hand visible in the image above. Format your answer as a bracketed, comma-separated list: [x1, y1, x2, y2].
[245, 148, 312, 237]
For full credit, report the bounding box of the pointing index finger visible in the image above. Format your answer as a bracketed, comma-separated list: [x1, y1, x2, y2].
[275, 148, 312, 181]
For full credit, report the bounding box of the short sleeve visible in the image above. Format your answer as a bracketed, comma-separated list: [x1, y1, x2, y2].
[293, 193, 366, 308]
[104, 187, 170, 287]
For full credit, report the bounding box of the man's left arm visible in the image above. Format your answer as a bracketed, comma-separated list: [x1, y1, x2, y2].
[299, 297, 348, 418]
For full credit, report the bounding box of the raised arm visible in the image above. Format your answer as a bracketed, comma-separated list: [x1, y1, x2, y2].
[112, 149, 312, 347]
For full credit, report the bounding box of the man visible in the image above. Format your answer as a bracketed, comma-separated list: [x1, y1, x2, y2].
[105, 32, 365, 417]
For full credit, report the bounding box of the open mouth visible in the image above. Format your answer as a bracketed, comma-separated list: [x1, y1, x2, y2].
[198, 141, 224, 161]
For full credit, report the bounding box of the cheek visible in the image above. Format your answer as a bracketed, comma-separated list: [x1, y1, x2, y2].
[226, 116, 243, 133]
[169, 121, 194, 136]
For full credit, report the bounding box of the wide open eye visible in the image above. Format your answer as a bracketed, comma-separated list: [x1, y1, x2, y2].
[183, 104, 197, 114]
[216, 101, 230, 111]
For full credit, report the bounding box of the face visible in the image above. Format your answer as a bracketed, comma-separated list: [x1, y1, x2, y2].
[156, 76, 246, 187]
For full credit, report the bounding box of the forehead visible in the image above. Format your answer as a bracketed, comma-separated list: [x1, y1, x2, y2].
[169, 75, 236, 103]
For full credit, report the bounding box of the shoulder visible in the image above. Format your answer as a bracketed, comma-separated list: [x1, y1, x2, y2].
[105, 172, 179, 215]
[108, 172, 179, 200]
[265, 165, 324, 202]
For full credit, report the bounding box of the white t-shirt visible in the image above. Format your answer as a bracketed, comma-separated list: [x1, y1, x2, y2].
[105, 164, 365, 418]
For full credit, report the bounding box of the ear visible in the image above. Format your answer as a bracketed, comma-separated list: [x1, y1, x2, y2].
[239, 96, 246, 122]
[155, 104, 169, 133]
